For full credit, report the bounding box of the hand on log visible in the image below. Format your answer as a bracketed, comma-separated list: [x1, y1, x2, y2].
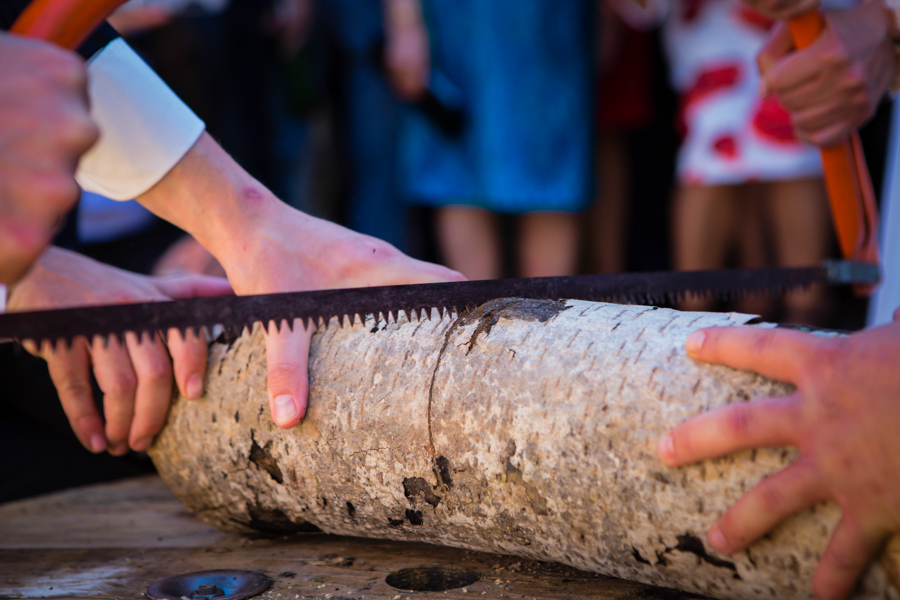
[150, 299, 900, 599]
[136, 133, 465, 432]
[7, 247, 232, 454]
[660, 319, 900, 600]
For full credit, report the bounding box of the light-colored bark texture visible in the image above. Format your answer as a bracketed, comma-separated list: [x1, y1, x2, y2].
[149, 299, 899, 600]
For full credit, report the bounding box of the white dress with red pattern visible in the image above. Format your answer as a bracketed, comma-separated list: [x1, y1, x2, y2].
[663, 0, 822, 186]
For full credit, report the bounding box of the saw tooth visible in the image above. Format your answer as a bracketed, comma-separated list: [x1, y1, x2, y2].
[51, 336, 69, 353]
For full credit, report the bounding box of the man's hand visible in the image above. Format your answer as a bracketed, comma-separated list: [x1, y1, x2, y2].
[657, 322, 900, 600]
[0, 33, 99, 284]
[136, 133, 464, 430]
[757, 4, 895, 147]
[8, 247, 232, 455]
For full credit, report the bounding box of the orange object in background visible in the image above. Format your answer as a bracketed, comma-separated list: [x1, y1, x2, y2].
[788, 11, 881, 279]
[10, 0, 127, 49]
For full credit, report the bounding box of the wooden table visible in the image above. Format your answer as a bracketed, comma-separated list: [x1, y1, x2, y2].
[0, 476, 704, 600]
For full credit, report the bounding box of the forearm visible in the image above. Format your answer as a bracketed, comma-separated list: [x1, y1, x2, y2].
[136, 133, 277, 268]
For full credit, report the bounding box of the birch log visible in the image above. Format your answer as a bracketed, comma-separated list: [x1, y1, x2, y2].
[149, 299, 900, 600]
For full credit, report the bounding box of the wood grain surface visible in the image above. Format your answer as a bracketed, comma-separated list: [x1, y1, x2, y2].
[0, 475, 708, 600]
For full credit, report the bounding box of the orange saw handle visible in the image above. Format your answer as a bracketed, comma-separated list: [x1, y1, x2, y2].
[787, 11, 881, 288]
[10, 0, 127, 50]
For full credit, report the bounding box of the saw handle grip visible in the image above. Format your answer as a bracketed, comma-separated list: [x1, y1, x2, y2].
[11, 0, 127, 50]
[787, 10, 881, 270]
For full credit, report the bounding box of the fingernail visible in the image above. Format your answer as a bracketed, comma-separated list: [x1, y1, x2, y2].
[90, 433, 106, 453]
[657, 435, 675, 463]
[273, 395, 299, 426]
[709, 527, 729, 554]
[186, 374, 203, 399]
[110, 444, 128, 456]
[685, 330, 706, 355]
[759, 80, 768, 97]
[132, 437, 152, 453]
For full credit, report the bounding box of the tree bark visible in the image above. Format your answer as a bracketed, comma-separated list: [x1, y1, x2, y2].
[149, 299, 899, 600]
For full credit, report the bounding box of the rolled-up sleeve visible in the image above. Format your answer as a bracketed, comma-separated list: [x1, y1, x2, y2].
[75, 38, 206, 200]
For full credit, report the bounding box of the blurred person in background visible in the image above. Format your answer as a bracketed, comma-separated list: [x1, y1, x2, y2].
[388, 0, 594, 281]
[663, 0, 831, 324]
[589, 0, 657, 275]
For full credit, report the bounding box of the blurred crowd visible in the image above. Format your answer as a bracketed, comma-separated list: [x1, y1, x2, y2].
[80, 0, 894, 329]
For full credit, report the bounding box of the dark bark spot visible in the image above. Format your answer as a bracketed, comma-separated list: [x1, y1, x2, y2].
[249, 436, 283, 484]
[234, 411, 240, 423]
[244, 505, 321, 535]
[651, 472, 671, 485]
[458, 298, 570, 353]
[435, 455, 453, 488]
[632, 547, 651, 565]
[673, 534, 740, 577]
[403, 477, 441, 507]
[405, 509, 424, 525]
[280, 572, 296, 578]
[346, 501, 356, 517]
[388, 518, 405, 527]
[211, 413, 217, 423]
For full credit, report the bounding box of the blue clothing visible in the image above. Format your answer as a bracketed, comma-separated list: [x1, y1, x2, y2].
[401, 0, 594, 214]
[321, 0, 409, 251]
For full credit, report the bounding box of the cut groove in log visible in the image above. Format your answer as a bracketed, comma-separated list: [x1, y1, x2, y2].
[149, 299, 900, 600]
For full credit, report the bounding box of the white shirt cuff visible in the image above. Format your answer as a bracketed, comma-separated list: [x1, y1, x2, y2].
[75, 38, 206, 200]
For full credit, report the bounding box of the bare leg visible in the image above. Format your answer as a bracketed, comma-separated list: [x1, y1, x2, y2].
[672, 184, 742, 311]
[518, 211, 581, 278]
[589, 134, 630, 273]
[435, 205, 501, 280]
[764, 177, 831, 325]
[733, 184, 775, 318]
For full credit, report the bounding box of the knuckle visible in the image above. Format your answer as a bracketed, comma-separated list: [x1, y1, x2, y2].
[267, 361, 306, 393]
[726, 403, 757, 439]
[59, 116, 99, 151]
[38, 174, 81, 211]
[140, 357, 173, 385]
[44, 51, 88, 89]
[757, 478, 786, 513]
[106, 372, 138, 398]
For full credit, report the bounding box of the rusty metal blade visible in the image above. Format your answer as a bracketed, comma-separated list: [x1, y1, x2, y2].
[0, 262, 879, 347]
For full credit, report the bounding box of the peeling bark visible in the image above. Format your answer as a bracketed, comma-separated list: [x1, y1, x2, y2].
[149, 300, 899, 600]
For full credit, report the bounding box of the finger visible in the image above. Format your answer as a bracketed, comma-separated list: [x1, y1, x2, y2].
[90, 335, 138, 456]
[155, 274, 233, 299]
[125, 331, 175, 452]
[813, 516, 884, 600]
[658, 395, 800, 466]
[684, 326, 818, 382]
[893, 306, 900, 322]
[167, 326, 208, 400]
[708, 456, 827, 554]
[764, 32, 833, 98]
[265, 319, 311, 429]
[757, 23, 794, 84]
[43, 338, 106, 453]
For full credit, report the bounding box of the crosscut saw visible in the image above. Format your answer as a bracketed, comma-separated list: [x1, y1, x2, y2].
[1, 0, 883, 348]
[0, 262, 881, 346]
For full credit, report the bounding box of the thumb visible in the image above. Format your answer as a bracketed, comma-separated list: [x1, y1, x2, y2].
[264, 318, 312, 428]
[757, 22, 794, 91]
[156, 274, 234, 299]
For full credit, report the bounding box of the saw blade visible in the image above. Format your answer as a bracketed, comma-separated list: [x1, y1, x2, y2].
[0, 261, 879, 347]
